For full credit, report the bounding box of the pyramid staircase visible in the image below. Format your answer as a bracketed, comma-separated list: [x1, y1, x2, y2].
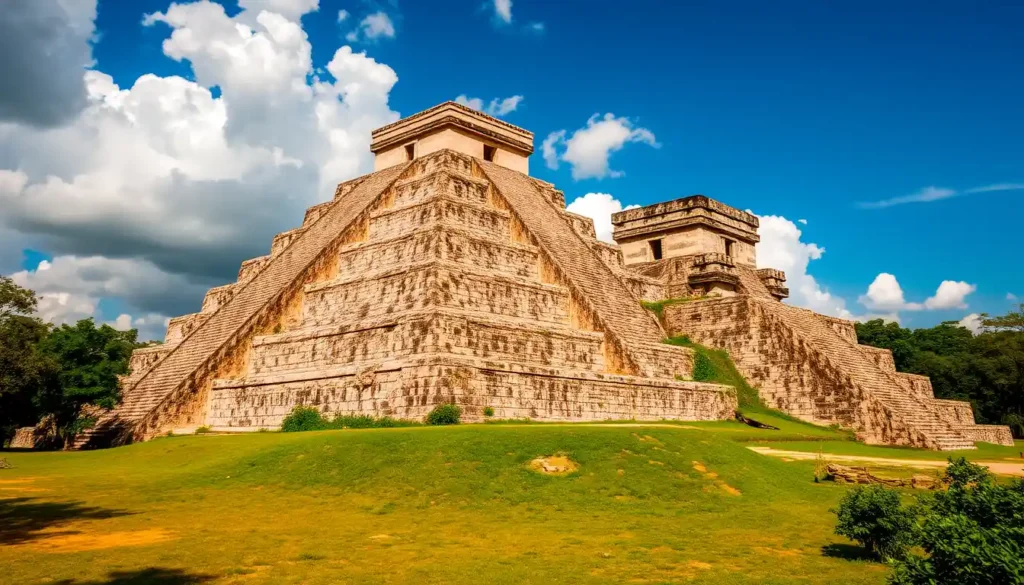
[665, 293, 1012, 449]
[75, 150, 735, 447]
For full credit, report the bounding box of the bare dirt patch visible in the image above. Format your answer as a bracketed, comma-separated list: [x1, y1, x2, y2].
[529, 455, 579, 475]
[22, 528, 174, 553]
[748, 446, 1024, 478]
[692, 461, 741, 495]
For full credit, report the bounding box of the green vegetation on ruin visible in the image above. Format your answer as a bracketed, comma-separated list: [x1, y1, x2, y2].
[3, 421, 907, 585]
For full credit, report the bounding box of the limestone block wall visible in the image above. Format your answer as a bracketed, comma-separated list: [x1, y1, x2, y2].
[201, 284, 239, 313]
[238, 255, 270, 282]
[663, 296, 984, 450]
[859, 345, 897, 373]
[956, 425, 1015, 445]
[165, 313, 208, 345]
[819, 314, 858, 344]
[930, 398, 975, 425]
[664, 297, 861, 428]
[303, 263, 571, 327]
[208, 357, 733, 428]
[898, 373, 935, 401]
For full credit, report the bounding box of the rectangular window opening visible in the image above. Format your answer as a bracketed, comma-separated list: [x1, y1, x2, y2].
[724, 238, 734, 258]
[483, 145, 497, 162]
[404, 143, 416, 161]
[649, 239, 663, 261]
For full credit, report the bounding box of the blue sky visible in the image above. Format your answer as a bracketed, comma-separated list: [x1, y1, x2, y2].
[1, 0, 1021, 338]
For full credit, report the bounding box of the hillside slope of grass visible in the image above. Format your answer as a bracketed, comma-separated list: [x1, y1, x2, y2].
[1, 424, 892, 585]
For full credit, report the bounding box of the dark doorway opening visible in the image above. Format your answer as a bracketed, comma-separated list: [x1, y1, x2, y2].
[649, 239, 663, 260]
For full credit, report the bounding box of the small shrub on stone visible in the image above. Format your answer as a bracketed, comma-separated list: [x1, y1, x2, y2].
[195, 426, 212, 434]
[281, 406, 328, 432]
[483, 406, 495, 417]
[833, 484, 917, 561]
[691, 351, 716, 382]
[426, 404, 461, 425]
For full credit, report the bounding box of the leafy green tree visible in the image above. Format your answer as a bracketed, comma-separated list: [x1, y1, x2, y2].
[34, 319, 137, 442]
[981, 303, 1024, 332]
[889, 459, 1024, 585]
[0, 277, 56, 444]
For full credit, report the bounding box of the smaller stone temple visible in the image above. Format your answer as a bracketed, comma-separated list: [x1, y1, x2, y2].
[71, 101, 1013, 450]
[611, 196, 1013, 450]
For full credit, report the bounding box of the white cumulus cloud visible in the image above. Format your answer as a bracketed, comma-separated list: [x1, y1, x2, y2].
[544, 113, 659, 180]
[454, 94, 524, 117]
[0, 0, 400, 338]
[958, 313, 984, 335]
[493, 0, 512, 24]
[755, 214, 852, 319]
[565, 193, 638, 242]
[859, 273, 975, 312]
[345, 11, 396, 42]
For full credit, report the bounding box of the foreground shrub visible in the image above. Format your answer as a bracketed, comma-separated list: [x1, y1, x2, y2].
[426, 403, 461, 425]
[281, 407, 418, 432]
[280, 406, 327, 432]
[889, 458, 1024, 585]
[483, 406, 495, 417]
[834, 484, 917, 561]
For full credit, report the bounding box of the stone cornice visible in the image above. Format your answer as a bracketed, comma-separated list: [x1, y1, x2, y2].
[611, 195, 759, 230]
[612, 213, 761, 244]
[371, 102, 533, 155]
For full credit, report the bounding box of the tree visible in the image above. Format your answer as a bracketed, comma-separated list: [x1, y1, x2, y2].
[0, 277, 55, 444]
[34, 319, 137, 443]
[982, 303, 1024, 332]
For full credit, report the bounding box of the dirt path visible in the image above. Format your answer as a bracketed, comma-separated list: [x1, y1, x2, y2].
[748, 446, 1024, 477]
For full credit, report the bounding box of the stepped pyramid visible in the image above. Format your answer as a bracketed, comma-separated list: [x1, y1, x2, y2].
[611, 199, 1014, 450]
[75, 102, 735, 447]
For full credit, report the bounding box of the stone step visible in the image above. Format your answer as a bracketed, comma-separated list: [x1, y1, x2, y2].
[244, 308, 607, 378]
[338, 224, 540, 280]
[390, 167, 490, 207]
[369, 195, 510, 241]
[303, 260, 571, 328]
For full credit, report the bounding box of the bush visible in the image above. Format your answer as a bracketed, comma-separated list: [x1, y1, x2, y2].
[691, 351, 716, 382]
[483, 406, 495, 417]
[426, 403, 461, 425]
[280, 407, 419, 432]
[280, 406, 328, 432]
[834, 485, 917, 561]
[889, 458, 1024, 585]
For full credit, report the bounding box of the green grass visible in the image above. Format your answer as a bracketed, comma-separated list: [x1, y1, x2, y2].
[1, 423, 895, 585]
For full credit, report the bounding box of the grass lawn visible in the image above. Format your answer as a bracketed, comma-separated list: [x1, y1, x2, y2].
[0, 422, 891, 585]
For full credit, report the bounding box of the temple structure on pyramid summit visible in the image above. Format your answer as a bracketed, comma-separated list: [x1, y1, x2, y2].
[72, 101, 1013, 450]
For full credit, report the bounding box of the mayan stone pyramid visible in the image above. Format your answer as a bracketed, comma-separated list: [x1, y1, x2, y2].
[76, 102, 1011, 450]
[75, 102, 736, 447]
